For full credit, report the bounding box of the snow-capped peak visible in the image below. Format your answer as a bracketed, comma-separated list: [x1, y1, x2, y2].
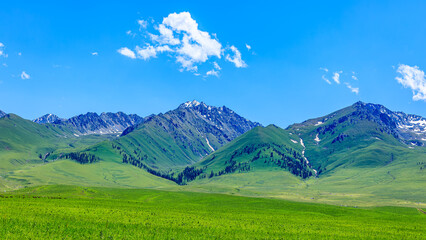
[181, 100, 202, 108]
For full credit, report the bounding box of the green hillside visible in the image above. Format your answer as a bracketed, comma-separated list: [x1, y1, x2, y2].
[184, 104, 426, 206]
[77, 102, 260, 179]
[186, 125, 314, 181]
[0, 114, 73, 172]
[0, 114, 122, 190]
[0, 102, 425, 207]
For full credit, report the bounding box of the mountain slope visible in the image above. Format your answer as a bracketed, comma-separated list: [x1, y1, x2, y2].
[286, 101, 426, 174]
[0, 114, 115, 174]
[0, 110, 6, 118]
[184, 102, 426, 205]
[189, 125, 315, 181]
[82, 100, 261, 172]
[34, 112, 144, 135]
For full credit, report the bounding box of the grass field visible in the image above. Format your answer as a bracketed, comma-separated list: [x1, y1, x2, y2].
[0, 185, 425, 239]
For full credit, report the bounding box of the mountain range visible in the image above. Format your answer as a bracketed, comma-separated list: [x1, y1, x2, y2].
[33, 112, 144, 135]
[0, 100, 425, 206]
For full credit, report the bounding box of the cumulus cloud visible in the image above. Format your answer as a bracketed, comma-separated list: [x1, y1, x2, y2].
[118, 11, 246, 75]
[396, 64, 426, 101]
[345, 82, 359, 94]
[332, 71, 342, 84]
[117, 47, 136, 59]
[21, 71, 30, 80]
[225, 46, 247, 68]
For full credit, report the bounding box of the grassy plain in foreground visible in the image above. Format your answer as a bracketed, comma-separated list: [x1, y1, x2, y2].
[0, 185, 425, 239]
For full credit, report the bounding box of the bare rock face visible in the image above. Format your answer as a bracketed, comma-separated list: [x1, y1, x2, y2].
[33, 114, 64, 124]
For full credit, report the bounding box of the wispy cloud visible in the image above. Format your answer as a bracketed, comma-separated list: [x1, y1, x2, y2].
[118, 11, 246, 76]
[225, 45, 247, 68]
[319, 67, 329, 72]
[0, 42, 7, 58]
[322, 75, 331, 84]
[91, 52, 98, 56]
[345, 82, 359, 94]
[396, 64, 426, 101]
[320, 68, 359, 94]
[206, 69, 219, 77]
[117, 47, 136, 59]
[351, 71, 358, 80]
[245, 44, 251, 51]
[332, 71, 342, 84]
[137, 19, 148, 30]
[21, 71, 30, 80]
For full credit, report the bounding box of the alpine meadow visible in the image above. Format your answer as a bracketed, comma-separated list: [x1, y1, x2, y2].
[0, 1, 425, 239]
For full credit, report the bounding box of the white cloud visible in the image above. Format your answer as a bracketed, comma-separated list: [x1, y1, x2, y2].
[225, 45, 247, 68]
[155, 24, 180, 45]
[345, 82, 359, 94]
[332, 71, 342, 84]
[91, 52, 98, 56]
[134, 45, 173, 60]
[206, 69, 219, 77]
[119, 11, 246, 75]
[18, 52, 22, 56]
[21, 71, 30, 80]
[117, 47, 136, 59]
[320, 67, 329, 72]
[322, 75, 331, 84]
[246, 44, 251, 50]
[138, 19, 148, 29]
[135, 45, 157, 60]
[0, 42, 6, 57]
[138, 12, 222, 71]
[163, 12, 222, 69]
[396, 64, 426, 101]
[213, 62, 221, 70]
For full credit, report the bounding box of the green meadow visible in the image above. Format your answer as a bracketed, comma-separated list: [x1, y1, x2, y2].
[0, 185, 425, 239]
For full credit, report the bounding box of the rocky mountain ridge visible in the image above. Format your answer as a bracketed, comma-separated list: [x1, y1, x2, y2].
[34, 112, 144, 135]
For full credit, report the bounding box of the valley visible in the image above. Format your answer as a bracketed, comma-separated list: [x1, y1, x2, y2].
[0, 100, 425, 208]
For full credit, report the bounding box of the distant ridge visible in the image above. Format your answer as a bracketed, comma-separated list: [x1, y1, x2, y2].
[33, 112, 144, 135]
[33, 114, 64, 124]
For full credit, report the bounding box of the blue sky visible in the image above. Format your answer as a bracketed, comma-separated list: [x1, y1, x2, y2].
[1, 0, 425, 127]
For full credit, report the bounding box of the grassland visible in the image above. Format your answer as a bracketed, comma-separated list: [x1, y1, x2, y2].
[0, 185, 425, 239]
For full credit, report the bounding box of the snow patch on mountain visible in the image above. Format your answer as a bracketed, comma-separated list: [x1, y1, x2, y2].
[205, 138, 215, 152]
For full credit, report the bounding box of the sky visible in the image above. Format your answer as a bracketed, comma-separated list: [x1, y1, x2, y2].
[1, 0, 426, 128]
